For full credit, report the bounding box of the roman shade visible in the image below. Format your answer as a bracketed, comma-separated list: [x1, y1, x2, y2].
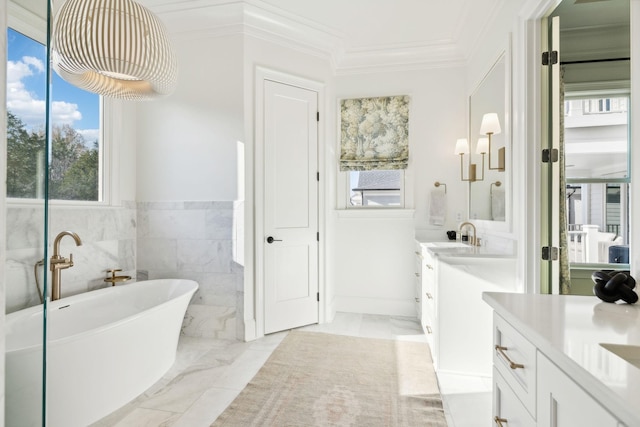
[340, 95, 410, 171]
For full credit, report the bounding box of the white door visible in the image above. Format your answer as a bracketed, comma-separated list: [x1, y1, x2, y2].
[263, 80, 318, 334]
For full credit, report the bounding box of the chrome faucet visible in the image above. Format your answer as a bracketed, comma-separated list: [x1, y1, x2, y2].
[459, 221, 480, 246]
[50, 231, 82, 301]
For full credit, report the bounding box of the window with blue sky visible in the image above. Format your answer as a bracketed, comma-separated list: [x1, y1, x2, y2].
[7, 27, 102, 201]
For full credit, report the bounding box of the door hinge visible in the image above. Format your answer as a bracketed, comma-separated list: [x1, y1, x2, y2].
[541, 246, 559, 261]
[542, 50, 558, 66]
[317, 111, 320, 121]
[317, 292, 320, 302]
[542, 148, 559, 163]
[317, 171, 320, 181]
[317, 232, 319, 242]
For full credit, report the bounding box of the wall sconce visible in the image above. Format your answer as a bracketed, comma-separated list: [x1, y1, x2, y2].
[454, 138, 476, 182]
[480, 113, 505, 171]
[475, 137, 489, 181]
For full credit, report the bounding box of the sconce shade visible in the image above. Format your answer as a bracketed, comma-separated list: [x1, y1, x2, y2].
[476, 137, 489, 154]
[480, 113, 502, 135]
[51, 0, 178, 100]
[454, 138, 470, 155]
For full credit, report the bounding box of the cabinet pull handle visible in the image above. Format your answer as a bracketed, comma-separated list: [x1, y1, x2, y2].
[415, 297, 420, 302]
[495, 345, 524, 369]
[426, 325, 432, 334]
[426, 292, 433, 299]
[426, 264, 433, 270]
[494, 416, 508, 426]
[415, 272, 421, 277]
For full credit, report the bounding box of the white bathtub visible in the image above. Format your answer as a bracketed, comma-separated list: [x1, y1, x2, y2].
[5, 279, 198, 427]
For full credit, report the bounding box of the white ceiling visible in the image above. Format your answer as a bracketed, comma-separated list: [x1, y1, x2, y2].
[136, 0, 503, 71]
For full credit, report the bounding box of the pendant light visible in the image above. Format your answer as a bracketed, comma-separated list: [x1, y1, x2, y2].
[51, 0, 178, 100]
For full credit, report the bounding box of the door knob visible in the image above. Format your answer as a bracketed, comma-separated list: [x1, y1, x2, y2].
[266, 236, 282, 244]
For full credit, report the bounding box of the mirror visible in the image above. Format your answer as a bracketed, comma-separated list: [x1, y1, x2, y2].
[469, 52, 510, 223]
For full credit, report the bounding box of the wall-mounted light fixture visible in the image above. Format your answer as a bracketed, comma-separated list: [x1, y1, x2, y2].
[454, 138, 476, 182]
[474, 137, 489, 181]
[480, 113, 505, 171]
[52, 0, 178, 100]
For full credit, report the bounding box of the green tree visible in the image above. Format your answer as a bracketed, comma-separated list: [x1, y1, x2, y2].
[55, 141, 99, 201]
[6, 111, 46, 198]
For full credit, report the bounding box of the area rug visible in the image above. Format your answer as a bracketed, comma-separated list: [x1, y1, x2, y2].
[212, 331, 447, 426]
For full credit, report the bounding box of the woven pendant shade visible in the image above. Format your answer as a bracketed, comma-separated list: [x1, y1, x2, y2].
[52, 0, 177, 100]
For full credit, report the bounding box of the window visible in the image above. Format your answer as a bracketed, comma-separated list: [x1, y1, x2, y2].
[7, 27, 102, 202]
[564, 94, 630, 265]
[348, 170, 404, 207]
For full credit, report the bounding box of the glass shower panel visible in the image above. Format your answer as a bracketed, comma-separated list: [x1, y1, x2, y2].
[5, 0, 49, 423]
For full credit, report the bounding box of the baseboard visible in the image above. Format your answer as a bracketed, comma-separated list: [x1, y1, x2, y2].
[334, 295, 416, 317]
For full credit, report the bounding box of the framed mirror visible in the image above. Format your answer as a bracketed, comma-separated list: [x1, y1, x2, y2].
[468, 44, 511, 230]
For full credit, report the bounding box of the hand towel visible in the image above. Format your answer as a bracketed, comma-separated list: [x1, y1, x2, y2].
[491, 187, 506, 221]
[429, 190, 447, 225]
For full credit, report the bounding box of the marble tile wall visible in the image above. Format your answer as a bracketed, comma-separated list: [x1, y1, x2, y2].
[5, 201, 137, 313]
[136, 201, 244, 341]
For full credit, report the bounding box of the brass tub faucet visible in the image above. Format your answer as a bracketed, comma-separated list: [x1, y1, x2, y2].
[50, 231, 82, 301]
[104, 269, 132, 286]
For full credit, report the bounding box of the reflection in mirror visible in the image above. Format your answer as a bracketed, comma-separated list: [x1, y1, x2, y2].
[564, 91, 630, 265]
[469, 53, 507, 221]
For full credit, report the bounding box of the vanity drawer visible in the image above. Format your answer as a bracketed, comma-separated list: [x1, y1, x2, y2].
[493, 367, 536, 427]
[493, 313, 537, 417]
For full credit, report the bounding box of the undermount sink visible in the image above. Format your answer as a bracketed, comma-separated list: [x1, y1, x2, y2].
[423, 241, 469, 249]
[600, 343, 640, 369]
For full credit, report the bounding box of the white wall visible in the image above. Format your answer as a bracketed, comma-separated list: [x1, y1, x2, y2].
[330, 67, 468, 316]
[136, 34, 244, 202]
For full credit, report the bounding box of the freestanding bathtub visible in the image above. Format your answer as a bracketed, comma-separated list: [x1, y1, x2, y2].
[5, 279, 198, 427]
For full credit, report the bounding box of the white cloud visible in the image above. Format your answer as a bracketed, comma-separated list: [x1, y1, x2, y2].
[7, 56, 84, 131]
[78, 129, 100, 145]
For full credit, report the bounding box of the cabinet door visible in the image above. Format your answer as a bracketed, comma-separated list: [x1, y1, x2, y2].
[494, 368, 536, 427]
[537, 353, 619, 427]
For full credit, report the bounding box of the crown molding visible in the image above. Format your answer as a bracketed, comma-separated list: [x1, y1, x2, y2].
[151, 0, 468, 73]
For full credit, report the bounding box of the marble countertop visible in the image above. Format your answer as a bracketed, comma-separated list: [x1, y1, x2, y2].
[483, 292, 640, 426]
[417, 240, 515, 259]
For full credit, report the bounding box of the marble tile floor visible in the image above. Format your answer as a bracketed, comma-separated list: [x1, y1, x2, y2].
[92, 312, 492, 426]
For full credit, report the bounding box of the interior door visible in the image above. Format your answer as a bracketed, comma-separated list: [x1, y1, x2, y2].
[263, 80, 319, 334]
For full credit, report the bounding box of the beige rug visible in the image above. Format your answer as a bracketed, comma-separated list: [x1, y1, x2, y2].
[212, 331, 447, 426]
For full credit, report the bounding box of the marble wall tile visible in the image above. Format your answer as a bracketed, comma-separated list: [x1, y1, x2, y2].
[176, 240, 232, 273]
[137, 239, 178, 271]
[137, 210, 206, 240]
[5, 203, 137, 312]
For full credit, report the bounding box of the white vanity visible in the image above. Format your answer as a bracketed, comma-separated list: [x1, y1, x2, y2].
[484, 292, 640, 426]
[414, 239, 517, 376]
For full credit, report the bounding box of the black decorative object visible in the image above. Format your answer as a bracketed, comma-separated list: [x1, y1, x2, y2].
[446, 230, 456, 241]
[591, 270, 638, 304]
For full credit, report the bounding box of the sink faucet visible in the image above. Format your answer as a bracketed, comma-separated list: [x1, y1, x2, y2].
[459, 221, 480, 246]
[50, 231, 82, 301]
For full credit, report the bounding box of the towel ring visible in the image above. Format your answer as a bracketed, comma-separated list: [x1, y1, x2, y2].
[490, 181, 502, 194]
[434, 181, 447, 194]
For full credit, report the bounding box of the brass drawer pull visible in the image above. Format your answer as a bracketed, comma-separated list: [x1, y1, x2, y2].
[426, 325, 432, 334]
[426, 292, 433, 299]
[415, 297, 420, 302]
[426, 264, 433, 270]
[495, 345, 524, 369]
[494, 416, 508, 426]
[415, 272, 420, 277]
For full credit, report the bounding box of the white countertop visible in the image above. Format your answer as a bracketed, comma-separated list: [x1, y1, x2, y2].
[483, 292, 640, 426]
[418, 240, 516, 259]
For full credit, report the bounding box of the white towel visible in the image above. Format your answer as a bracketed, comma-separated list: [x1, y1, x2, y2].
[491, 187, 505, 221]
[429, 190, 447, 225]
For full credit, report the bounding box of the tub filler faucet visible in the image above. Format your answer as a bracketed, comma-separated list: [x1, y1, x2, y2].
[50, 231, 82, 301]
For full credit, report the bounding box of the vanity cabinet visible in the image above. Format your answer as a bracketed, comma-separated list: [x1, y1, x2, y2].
[414, 242, 437, 362]
[490, 311, 626, 427]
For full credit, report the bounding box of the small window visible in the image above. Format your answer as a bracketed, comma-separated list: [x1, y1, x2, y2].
[348, 170, 404, 207]
[7, 27, 102, 202]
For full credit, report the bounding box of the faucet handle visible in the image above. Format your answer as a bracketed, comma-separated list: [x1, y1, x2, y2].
[69, 253, 74, 265]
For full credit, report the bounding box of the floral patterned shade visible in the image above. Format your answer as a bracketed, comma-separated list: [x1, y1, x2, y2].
[340, 95, 410, 171]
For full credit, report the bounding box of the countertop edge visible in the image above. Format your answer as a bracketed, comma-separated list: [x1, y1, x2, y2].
[482, 292, 640, 427]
